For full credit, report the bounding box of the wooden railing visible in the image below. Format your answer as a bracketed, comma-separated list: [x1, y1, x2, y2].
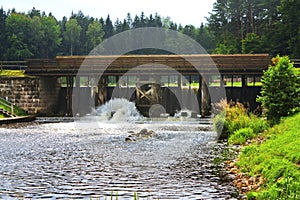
[0, 61, 27, 70]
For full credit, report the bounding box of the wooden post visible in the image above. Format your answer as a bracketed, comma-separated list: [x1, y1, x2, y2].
[201, 75, 211, 117]
[198, 75, 202, 115]
[188, 75, 192, 110]
[66, 76, 74, 116]
[221, 75, 225, 87]
[242, 75, 247, 87]
[98, 76, 107, 106]
[177, 75, 182, 110]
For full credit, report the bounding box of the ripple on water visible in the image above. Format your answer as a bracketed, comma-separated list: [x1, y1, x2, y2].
[0, 122, 242, 199]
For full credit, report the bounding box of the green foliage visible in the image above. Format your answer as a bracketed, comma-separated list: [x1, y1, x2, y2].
[278, 0, 300, 58]
[257, 55, 300, 124]
[63, 18, 82, 55]
[229, 127, 255, 145]
[237, 112, 300, 199]
[214, 43, 238, 54]
[5, 13, 34, 60]
[205, 0, 300, 57]
[2, 1, 300, 58]
[214, 101, 269, 142]
[86, 21, 104, 52]
[242, 33, 264, 54]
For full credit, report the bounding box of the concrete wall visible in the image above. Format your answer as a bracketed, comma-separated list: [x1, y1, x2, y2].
[0, 77, 60, 115]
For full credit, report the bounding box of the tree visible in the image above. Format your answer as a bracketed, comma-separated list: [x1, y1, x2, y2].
[242, 33, 264, 53]
[278, 0, 300, 58]
[197, 23, 216, 53]
[103, 15, 113, 38]
[214, 43, 238, 54]
[132, 14, 140, 28]
[5, 13, 33, 60]
[30, 16, 43, 58]
[0, 8, 7, 60]
[206, 0, 282, 54]
[114, 18, 122, 34]
[257, 56, 300, 124]
[40, 15, 61, 58]
[86, 20, 104, 52]
[182, 25, 197, 39]
[70, 11, 90, 55]
[63, 18, 82, 55]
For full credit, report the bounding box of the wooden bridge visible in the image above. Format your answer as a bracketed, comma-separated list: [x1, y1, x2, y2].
[1, 54, 273, 116]
[26, 54, 270, 76]
[22, 54, 272, 116]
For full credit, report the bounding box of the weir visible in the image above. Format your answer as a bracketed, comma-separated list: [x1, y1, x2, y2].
[1, 54, 271, 116]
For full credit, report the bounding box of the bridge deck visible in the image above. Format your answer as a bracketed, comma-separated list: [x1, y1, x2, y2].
[25, 54, 271, 76]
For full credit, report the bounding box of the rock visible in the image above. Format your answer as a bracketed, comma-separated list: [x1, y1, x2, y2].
[125, 129, 155, 142]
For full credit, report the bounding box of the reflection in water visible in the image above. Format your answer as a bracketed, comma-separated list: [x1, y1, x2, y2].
[0, 120, 241, 199]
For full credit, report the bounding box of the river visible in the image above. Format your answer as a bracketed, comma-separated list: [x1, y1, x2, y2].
[0, 118, 243, 199]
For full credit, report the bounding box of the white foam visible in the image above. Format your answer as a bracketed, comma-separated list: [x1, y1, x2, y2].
[94, 98, 143, 122]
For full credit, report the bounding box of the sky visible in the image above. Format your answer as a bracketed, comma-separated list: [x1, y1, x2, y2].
[1, 0, 216, 26]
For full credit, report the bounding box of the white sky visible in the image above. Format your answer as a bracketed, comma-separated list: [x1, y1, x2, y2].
[1, 0, 215, 27]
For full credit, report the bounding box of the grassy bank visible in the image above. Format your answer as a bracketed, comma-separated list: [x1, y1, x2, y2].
[214, 101, 300, 199]
[236, 112, 300, 199]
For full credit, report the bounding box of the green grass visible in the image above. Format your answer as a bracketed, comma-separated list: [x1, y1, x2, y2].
[0, 70, 26, 77]
[236, 112, 300, 199]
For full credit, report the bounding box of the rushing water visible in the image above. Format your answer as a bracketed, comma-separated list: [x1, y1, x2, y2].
[0, 99, 242, 199]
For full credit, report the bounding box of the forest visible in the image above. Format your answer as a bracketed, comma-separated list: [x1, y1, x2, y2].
[0, 0, 300, 60]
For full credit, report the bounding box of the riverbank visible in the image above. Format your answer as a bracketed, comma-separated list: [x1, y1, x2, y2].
[227, 112, 300, 199]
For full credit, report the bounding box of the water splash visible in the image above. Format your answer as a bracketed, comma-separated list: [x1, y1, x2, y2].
[94, 98, 143, 122]
[174, 109, 200, 118]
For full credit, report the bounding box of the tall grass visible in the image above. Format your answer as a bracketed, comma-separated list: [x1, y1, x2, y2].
[213, 100, 269, 144]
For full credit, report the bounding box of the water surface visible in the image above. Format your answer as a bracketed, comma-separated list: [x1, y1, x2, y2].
[0, 120, 241, 199]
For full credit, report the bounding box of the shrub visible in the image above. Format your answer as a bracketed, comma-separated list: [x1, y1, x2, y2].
[257, 55, 300, 124]
[214, 100, 269, 141]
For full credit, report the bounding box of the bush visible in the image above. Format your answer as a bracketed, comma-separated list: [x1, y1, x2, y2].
[257, 55, 300, 124]
[214, 100, 269, 142]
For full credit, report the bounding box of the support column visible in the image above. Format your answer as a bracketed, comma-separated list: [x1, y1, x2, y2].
[198, 75, 202, 115]
[97, 76, 107, 106]
[242, 75, 247, 87]
[201, 75, 211, 117]
[66, 76, 74, 116]
[177, 75, 182, 110]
